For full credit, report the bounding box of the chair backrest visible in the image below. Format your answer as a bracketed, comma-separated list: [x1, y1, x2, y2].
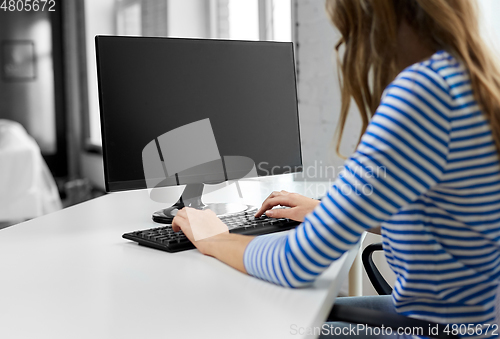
[362, 242, 393, 295]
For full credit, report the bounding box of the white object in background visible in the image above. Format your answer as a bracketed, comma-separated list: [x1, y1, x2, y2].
[496, 284, 500, 325]
[0, 120, 62, 221]
[348, 234, 364, 296]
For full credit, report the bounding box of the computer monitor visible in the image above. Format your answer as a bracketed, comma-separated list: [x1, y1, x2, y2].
[95, 36, 302, 222]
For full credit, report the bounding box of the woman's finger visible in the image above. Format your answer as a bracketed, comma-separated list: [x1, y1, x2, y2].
[172, 215, 185, 232]
[172, 208, 188, 232]
[255, 192, 283, 216]
[175, 207, 188, 219]
[266, 190, 285, 201]
[264, 207, 296, 219]
[255, 195, 294, 217]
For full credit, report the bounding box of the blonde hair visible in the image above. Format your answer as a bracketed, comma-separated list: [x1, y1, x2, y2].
[326, 0, 500, 158]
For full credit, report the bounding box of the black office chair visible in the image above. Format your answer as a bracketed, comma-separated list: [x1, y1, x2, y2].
[327, 243, 459, 339]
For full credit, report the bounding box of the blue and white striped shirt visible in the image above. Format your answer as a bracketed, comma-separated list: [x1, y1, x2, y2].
[243, 51, 500, 333]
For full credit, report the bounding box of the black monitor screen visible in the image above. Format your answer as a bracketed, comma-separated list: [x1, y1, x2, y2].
[96, 36, 302, 192]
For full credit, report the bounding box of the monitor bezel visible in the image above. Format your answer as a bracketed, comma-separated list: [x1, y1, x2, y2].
[95, 35, 303, 193]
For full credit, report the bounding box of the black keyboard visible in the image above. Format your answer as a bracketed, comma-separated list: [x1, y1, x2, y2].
[123, 208, 300, 253]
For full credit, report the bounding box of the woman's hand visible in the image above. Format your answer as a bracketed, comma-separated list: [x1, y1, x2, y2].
[255, 190, 321, 222]
[172, 207, 255, 273]
[172, 207, 229, 255]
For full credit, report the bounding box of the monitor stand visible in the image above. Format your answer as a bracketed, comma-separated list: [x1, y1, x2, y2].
[152, 183, 255, 224]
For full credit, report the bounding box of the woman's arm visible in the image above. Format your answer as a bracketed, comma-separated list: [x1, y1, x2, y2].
[171, 208, 254, 274]
[255, 190, 381, 234]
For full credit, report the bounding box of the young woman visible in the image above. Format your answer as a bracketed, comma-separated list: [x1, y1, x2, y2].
[172, 0, 500, 336]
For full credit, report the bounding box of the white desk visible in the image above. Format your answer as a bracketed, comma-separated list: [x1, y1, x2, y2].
[0, 178, 360, 339]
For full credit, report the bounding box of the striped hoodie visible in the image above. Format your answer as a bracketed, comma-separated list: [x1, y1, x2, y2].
[243, 51, 500, 335]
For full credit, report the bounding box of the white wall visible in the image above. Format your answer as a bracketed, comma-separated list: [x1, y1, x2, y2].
[168, 0, 210, 38]
[294, 0, 361, 184]
[478, 0, 500, 50]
